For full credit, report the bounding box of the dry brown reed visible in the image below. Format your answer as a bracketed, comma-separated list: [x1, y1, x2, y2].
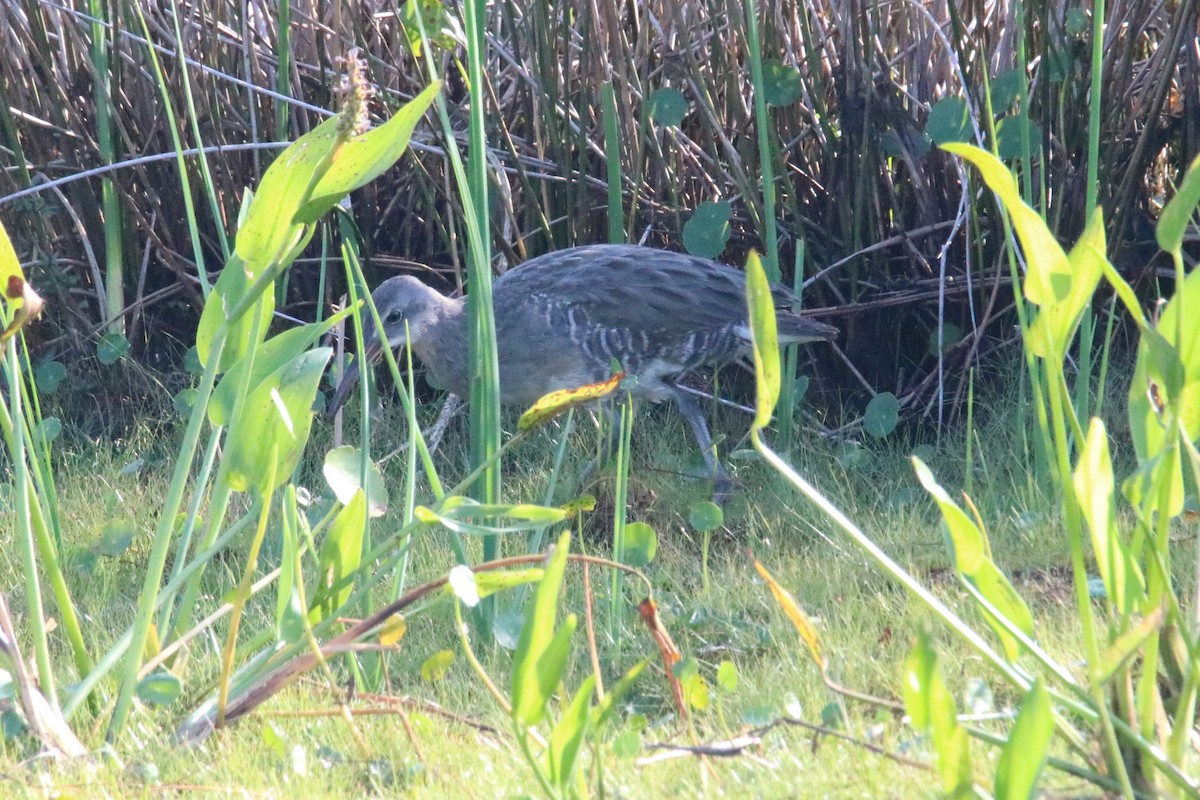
[0, 0, 1192, 423]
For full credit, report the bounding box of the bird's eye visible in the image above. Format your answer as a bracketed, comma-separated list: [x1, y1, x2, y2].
[385, 309, 403, 323]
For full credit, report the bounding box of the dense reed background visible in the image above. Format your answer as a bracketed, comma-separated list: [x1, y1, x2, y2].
[0, 0, 1192, 429]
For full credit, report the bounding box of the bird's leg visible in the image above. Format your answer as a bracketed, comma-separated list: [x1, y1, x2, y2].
[671, 387, 733, 504]
[380, 393, 464, 464]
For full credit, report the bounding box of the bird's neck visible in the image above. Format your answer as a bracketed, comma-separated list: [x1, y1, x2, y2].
[416, 299, 471, 396]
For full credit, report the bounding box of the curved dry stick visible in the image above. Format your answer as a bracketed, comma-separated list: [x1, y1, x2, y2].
[176, 552, 649, 743]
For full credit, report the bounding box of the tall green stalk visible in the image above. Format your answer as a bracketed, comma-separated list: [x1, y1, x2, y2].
[274, 0, 292, 143]
[4, 339, 56, 707]
[460, 0, 502, 633]
[88, 0, 125, 333]
[132, 1, 218, 297]
[1073, 0, 1108, 436]
[607, 397, 634, 648]
[601, 82, 624, 244]
[743, 0, 780, 281]
[107, 323, 227, 739]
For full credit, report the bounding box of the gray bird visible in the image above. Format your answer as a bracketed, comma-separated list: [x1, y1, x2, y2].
[328, 244, 837, 499]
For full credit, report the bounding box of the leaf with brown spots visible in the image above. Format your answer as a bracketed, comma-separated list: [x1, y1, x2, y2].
[517, 372, 625, 431]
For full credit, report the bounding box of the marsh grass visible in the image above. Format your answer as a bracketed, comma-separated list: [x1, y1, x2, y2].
[0, 0, 1190, 422]
[3, 358, 1137, 796]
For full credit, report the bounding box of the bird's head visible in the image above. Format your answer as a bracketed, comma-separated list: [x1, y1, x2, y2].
[327, 275, 450, 414]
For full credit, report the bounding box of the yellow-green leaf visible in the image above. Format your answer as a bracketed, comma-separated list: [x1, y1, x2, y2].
[942, 143, 1071, 306]
[904, 633, 972, 796]
[1156, 152, 1200, 257]
[195, 255, 275, 374]
[297, 83, 442, 223]
[517, 372, 624, 431]
[755, 560, 825, 670]
[1026, 207, 1106, 359]
[420, 649, 455, 682]
[994, 681, 1052, 800]
[915, 457, 1033, 660]
[225, 348, 331, 495]
[236, 115, 342, 270]
[511, 532, 571, 726]
[309, 490, 367, 620]
[1073, 418, 1145, 613]
[379, 614, 407, 647]
[745, 250, 781, 429]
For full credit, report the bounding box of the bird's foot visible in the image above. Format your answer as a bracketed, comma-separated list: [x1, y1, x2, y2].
[712, 471, 734, 506]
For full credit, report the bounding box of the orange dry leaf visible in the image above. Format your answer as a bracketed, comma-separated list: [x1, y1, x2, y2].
[638, 598, 687, 718]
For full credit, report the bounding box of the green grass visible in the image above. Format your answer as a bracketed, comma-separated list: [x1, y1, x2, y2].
[2, 354, 1160, 797]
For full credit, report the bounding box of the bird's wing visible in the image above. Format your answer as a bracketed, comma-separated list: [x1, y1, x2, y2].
[498, 245, 795, 338]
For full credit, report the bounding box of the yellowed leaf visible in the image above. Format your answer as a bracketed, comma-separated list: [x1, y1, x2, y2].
[379, 613, 407, 648]
[517, 372, 625, 431]
[755, 560, 825, 670]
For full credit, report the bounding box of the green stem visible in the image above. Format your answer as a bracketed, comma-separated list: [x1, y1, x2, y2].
[1043, 363, 1135, 796]
[5, 338, 56, 707]
[744, 0, 779, 281]
[107, 326, 226, 740]
[601, 82, 624, 244]
[88, 0, 124, 333]
[217, 481, 274, 725]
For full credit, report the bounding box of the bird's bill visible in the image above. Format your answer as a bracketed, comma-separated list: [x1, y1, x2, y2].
[783, 317, 839, 342]
[326, 339, 385, 415]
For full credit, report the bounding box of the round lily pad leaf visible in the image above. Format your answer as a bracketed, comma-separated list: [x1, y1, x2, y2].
[136, 672, 182, 706]
[1066, 7, 1088, 35]
[323, 445, 389, 517]
[878, 127, 931, 159]
[989, 68, 1024, 113]
[96, 517, 137, 557]
[863, 392, 899, 438]
[911, 444, 936, 461]
[762, 60, 803, 106]
[820, 701, 845, 728]
[33, 417, 61, 447]
[621, 521, 658, 567]
[682, 200, 731, 259]
[97, 332, 130, 365]
[927, 322, 963, 355]
[647, 88, 687, 127]
[742, 704, 776, 727]
[612, 729, 641, 758]
[173, 388, 197, 417]
[927, 97, 972, 145]
[34, 361, 66, 394]
[684, 673, 710, 710]
[184, 346, 203, 374]
[688, 501, 724, 533]
[493, 610, 524, 651]
[887, 485, 925, 510]
[420, 650, 454, 683]
[716, 660, 739, 693]
[792, 375, 811, 405]
[996, 114, 1043, 160]
[672, 654, 699, 680]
